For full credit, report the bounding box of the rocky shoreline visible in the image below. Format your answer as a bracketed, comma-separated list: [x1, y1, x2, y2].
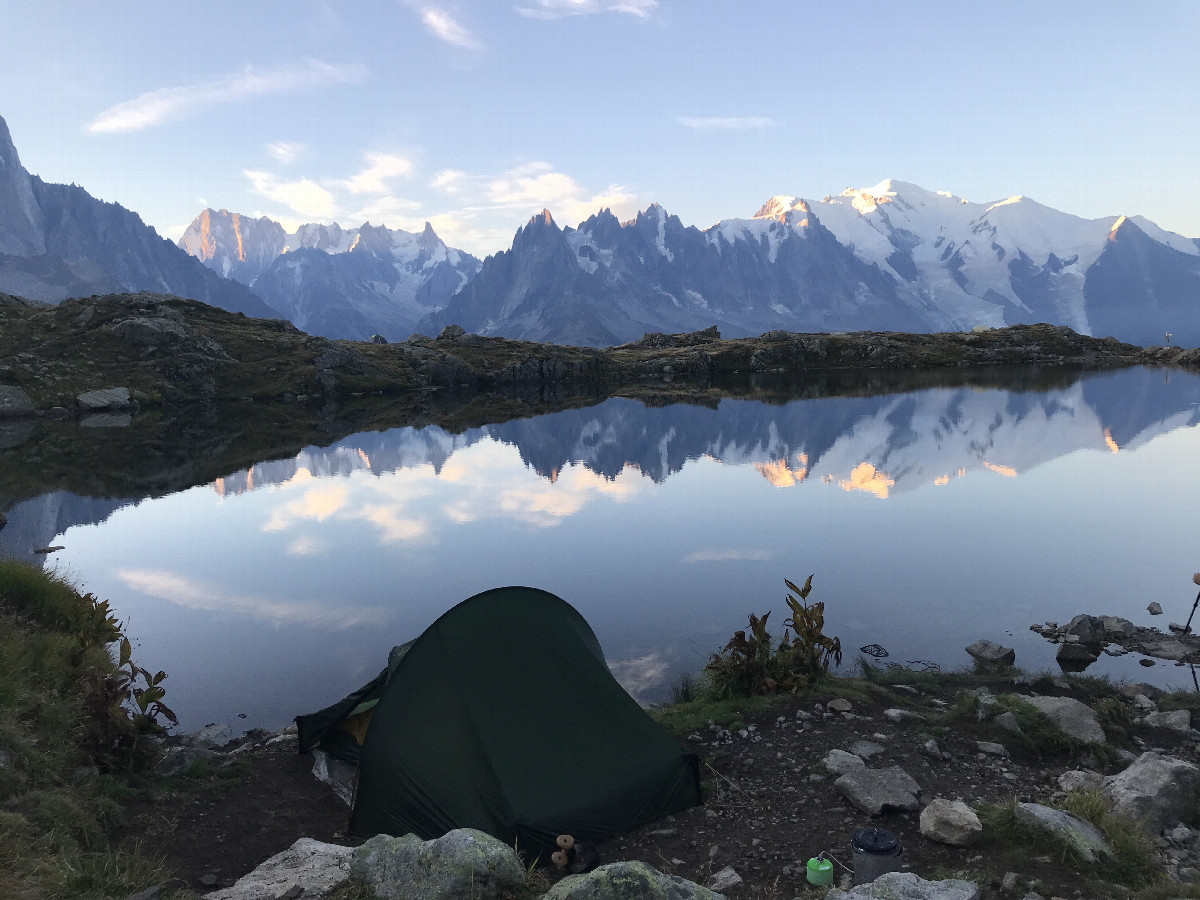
[124, 634, 1200, 900]
[3, 291, 1199, 419]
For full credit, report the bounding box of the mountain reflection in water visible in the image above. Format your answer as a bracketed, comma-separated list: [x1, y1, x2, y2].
[3, 366, 1199, 731]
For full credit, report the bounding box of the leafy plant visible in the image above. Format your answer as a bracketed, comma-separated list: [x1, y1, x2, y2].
[81, 636, 178, 768]
[704, 575, 842, 698]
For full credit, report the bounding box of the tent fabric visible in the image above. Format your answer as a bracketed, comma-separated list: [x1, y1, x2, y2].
[299, 586, 701, 856]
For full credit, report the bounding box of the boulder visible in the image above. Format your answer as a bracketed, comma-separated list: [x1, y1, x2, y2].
[823, 749, 867, 776]
[1099, 616, 1135, 639]
[350, 829, 525, 900]
[1063, 614, 1104, 646]
[1103, 752, 1200, 833]
[1022, 696, 1105, 743]
[203, 838, 352, 900]
[849, 740, 885, 760]
[825, 871, 979, 900]
[77, 387, 136, 411]
[1142, 709, 1192, 732]
[189, 722, 233, 749]
[1055, 643, 1098, 666]
[834, 766, 921, 815]
[0, 385, 35, 417]
[965, 640, 1015, 666]
[1147, 602, 1163, 615]
[1013, 803, 1112, 863]
[994, 711, 1022, 735]
[541, 861, 727, 899]
[920, 799, 982, 846]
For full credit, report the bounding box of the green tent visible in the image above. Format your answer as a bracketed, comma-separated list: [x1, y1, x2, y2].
[297, 586, 701, 855]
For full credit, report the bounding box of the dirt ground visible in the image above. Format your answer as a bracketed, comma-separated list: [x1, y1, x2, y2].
[119, 676, 1199, 899]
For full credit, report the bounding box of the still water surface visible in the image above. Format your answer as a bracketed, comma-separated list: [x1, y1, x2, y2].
[13, 366, 1200, 731]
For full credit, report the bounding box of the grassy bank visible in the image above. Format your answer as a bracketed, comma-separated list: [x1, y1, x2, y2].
[0, 559, 171, 899]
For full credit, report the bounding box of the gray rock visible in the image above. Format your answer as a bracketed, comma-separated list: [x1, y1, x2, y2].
[203, 838, 352, 900]
[828, 698, 854, 713]
[834, 765, 921, 815]
[706, 865, 742, 893]
[1022, 696, 1105, 744]
[1063, 614, 1104, 645]
[825, 871, 979, 900]
[965, 640, 1015, 666]
[1099, 616, 1136, 638]
[824, 749, 868, 775]
[1013, 803, 1113, 862]
[994, 711, 1023, 735]
[920, 799, 982, 846]
[189, 722, 233, 749]
[1055, 643, 1098, 666]
[1057, 770, 1104, 793]
[543, 860, 727, 899]
[1143, 709, 1192, 732]
[0, 384, 35, 417]
[883, 708, 920, 723]
[351, 829, 525, 900]
[976, 741, 1009, 757]
[1103, 752, 1200, 833]
[849, 740, 885, 760]
[923, 739, 942, 761]
[77, 387, 136, 411]
[1147, 602, 1164, 615]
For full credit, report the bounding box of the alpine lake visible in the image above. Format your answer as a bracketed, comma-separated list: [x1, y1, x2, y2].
[3, 363, 1199, 733]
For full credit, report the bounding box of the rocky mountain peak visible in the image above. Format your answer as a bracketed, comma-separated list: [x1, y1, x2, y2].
[0, 114, 47, 256]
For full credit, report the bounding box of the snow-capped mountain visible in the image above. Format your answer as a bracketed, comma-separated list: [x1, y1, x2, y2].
[179, 209, 481, 341]
[0, 115, 277, 317]
[421, 181, 1200, 347]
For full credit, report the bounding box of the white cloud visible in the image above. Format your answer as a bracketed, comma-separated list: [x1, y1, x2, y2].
[487, 161, 639, 225]
[244, 170, 339, 220]
[684, 548, 773, 563]
[677, 116, 776, 130]
[116, 568, 388, 628]
[516, 0, 657, 18]
[340, 152, 415, 194]
[421, 7, 483, 49]
[431, 169, 467, 192]
[86, 60, 366, 134]
[266, 141, 306, 165]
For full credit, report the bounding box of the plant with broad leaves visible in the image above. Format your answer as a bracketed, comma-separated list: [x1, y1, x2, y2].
[704, 575, 842, 698]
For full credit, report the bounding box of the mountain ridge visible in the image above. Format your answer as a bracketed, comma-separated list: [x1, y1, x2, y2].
[0, 115, 278, 318]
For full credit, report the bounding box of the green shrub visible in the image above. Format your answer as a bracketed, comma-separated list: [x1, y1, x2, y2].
[704, 575, 842, 698]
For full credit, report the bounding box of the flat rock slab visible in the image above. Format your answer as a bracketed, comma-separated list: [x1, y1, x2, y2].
[826, 871, 979, 900]
[1014, 803, 1112, 862]
[835, 766, 921, 815]
[1022, 696, 1105, 744]
[204, 838, 352, 900]
[849, 740, 885, 760]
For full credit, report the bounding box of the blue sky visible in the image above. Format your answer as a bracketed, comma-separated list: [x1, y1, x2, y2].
[1, 1, 1197, 258]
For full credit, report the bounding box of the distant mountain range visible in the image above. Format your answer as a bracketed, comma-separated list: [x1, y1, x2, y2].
[2, 111, 1198, 346]
[178, 210, 480, 341]
[420, 185, 1200, 347]
[0, 116, 275, 318]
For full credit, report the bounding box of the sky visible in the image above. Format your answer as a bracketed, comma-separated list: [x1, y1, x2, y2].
[1, 1, 1198, 259]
